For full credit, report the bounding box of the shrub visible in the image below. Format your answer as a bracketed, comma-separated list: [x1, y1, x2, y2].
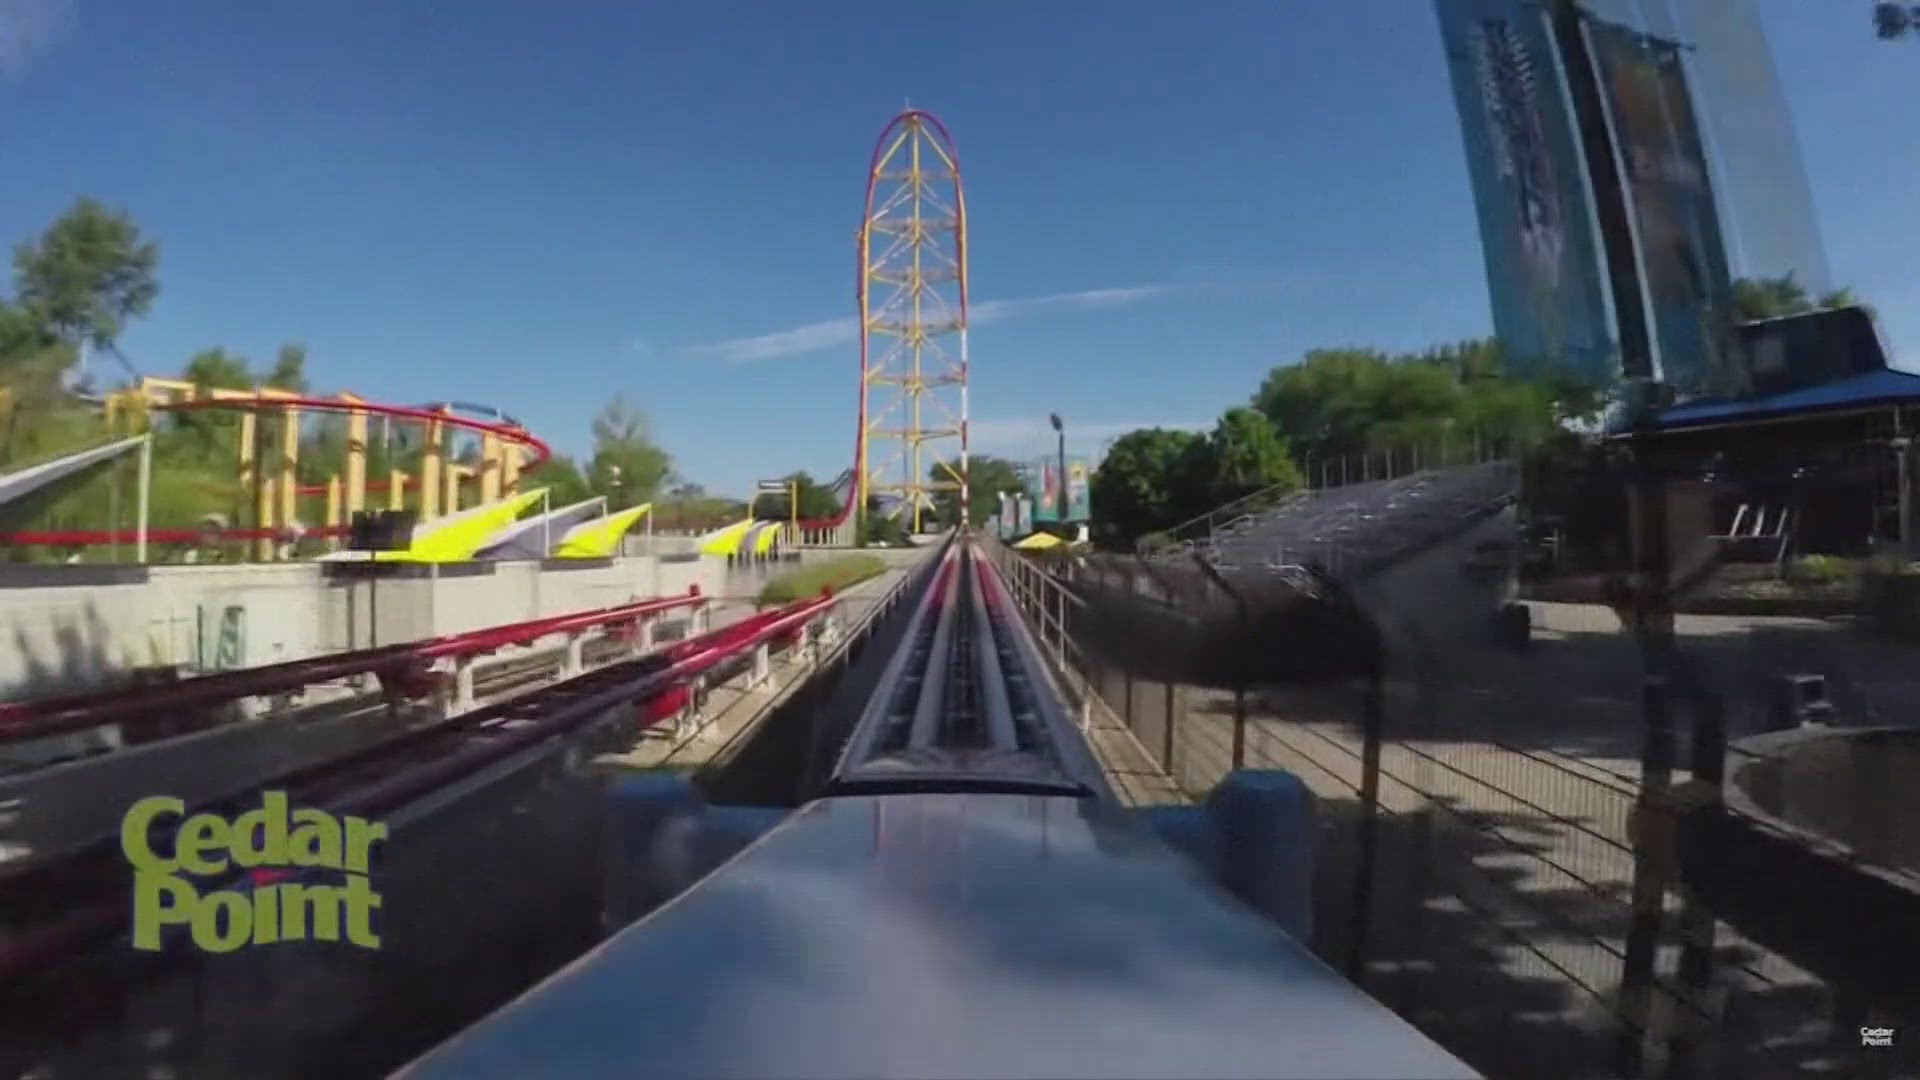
[1788, 554, 1855, 585]
[757, 554, 886, 605]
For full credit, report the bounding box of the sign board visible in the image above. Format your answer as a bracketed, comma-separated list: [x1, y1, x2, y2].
[1586, 16, 1740, 399]
[348, 510, 417, 552]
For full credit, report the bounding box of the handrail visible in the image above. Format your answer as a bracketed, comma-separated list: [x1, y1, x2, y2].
[0, 588, 708, 744]
[1154, 478, 1310, 552]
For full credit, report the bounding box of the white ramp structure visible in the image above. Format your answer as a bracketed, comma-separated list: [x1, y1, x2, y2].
[0, 435, 153, 559]
[473, 497, 608, 561]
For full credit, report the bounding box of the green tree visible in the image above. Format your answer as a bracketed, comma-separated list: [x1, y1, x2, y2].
[1089, 428, 1211, 545]
[525, 454, 592, 507]
[861, 499, 908, 546]
[0, 302, 78, 467]
[586, 395, 672, 510]
[168, 348, 253, 465]
[1731, 274, 1874, 323]
[753, 471, 841, 521]
[1732, 274, 1810, 322]
[1205, 407, 1301, 505]
[927, 454, 1024, 527]
[13, 197, 158, 352]
[265, 344, 308, 393]
[1252, 348, 1463, 464]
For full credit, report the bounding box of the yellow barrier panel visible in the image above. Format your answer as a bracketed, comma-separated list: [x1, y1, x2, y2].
[554, 503, 652, 559]
[372, 488, 548, 563]
[751, 522, 780, 555]
[698, 519, 755, 557]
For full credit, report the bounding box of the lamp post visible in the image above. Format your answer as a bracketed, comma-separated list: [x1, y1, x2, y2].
[608, 465, 624, 555]
[1049, 412, 1066, 530]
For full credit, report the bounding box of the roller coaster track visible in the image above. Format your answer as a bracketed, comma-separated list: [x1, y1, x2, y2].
[0, 592, 839, 984]
[823, 532, 1107, 801]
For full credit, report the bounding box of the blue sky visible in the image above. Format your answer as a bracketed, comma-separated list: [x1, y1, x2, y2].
[0, 0, 1912, 499]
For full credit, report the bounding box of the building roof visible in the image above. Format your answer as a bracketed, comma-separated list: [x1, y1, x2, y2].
[1656, 366, 1920, 431]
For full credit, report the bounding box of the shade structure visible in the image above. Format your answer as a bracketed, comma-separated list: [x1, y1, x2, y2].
[698, 519, 755, 557]
[554, 503, 652, 559]
[1012, 531, 1066, 551]
[322, 488, 548, 563]
[473, 496, 608, 560]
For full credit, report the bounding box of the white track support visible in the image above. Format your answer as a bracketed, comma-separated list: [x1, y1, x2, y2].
[749, 642, 771, 690]
[453, 656, 476, 714]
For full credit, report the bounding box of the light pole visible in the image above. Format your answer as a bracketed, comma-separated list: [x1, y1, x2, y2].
[608, 465, 624, 555]
[1049, 413, 1066, 531]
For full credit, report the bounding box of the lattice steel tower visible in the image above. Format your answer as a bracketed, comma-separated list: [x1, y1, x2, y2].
[857, 109, 969, 534]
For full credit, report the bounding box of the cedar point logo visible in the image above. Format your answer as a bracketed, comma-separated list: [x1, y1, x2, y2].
[122, 792, 385, 953]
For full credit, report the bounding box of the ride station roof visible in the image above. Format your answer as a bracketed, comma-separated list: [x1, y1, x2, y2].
[1642, 306, 1918, 438]
[1656, 366, 1920, 431]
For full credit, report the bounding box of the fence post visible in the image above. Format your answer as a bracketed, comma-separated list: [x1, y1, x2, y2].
[1054, 582, 1067, 667]
[1163, 680, 1178, 778]
[1231, 687, 1247, 769]
[1619, 452, 1680, 1079]
[1345, 674, 1385, 983]
[1666, 661, 1729, 1077]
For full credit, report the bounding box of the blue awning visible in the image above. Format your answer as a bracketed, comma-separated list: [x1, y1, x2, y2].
[1656, 367, 1920, 430]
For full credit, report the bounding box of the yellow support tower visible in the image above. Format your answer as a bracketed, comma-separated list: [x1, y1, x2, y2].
[857, 109, 970, 535]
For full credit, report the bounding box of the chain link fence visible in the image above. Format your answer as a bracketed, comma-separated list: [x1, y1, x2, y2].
[994, 444, 1920, 1079]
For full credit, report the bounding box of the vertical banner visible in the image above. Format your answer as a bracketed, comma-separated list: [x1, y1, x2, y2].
[1436, 0, 1618, 389]
[1031, 460, 1061, 524]
[1014, 495, 1032, 536]
[1066, 459, 1091, 522]
[1586, 17, 1741, 399]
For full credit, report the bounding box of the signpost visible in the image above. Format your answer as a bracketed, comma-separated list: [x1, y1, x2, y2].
[347, 509, 417, 647]
[754, 479, 799, 542]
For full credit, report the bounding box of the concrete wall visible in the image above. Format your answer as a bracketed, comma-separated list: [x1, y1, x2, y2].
[0, 555, 729, 699]
[0, 544, 933, 699]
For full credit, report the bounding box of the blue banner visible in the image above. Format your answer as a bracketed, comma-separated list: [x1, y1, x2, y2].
[1436, 0, 1618, 389]
[1586, 17, 1741, 399]
[1030, 460, 1060, 524]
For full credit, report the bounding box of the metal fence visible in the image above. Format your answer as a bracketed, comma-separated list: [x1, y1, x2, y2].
[988, 453, 1920, 1079]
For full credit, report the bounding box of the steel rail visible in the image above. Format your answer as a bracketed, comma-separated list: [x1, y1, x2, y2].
[904, 553, 962, 750]
[823, 535, 1103, 798]
[830, 543, 957, 774]
[966, 548, 1022, 753]
[973, 546, 1111, 797]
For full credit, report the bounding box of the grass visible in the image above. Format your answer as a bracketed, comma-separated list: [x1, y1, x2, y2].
[757, 554, 887, 605]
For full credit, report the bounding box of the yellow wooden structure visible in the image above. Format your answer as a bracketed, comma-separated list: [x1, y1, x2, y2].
[105, 378, 538, 560]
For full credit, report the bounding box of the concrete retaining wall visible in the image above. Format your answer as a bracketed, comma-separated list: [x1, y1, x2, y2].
[0, 546, 931, 699]
[0, 556, 728, 699]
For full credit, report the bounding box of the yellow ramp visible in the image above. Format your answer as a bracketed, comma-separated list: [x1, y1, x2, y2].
[380, 488, 548, 563]
[554, 503, 652, 559]
[751, 522, 782, 555]
[698, 519, 755, 557]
